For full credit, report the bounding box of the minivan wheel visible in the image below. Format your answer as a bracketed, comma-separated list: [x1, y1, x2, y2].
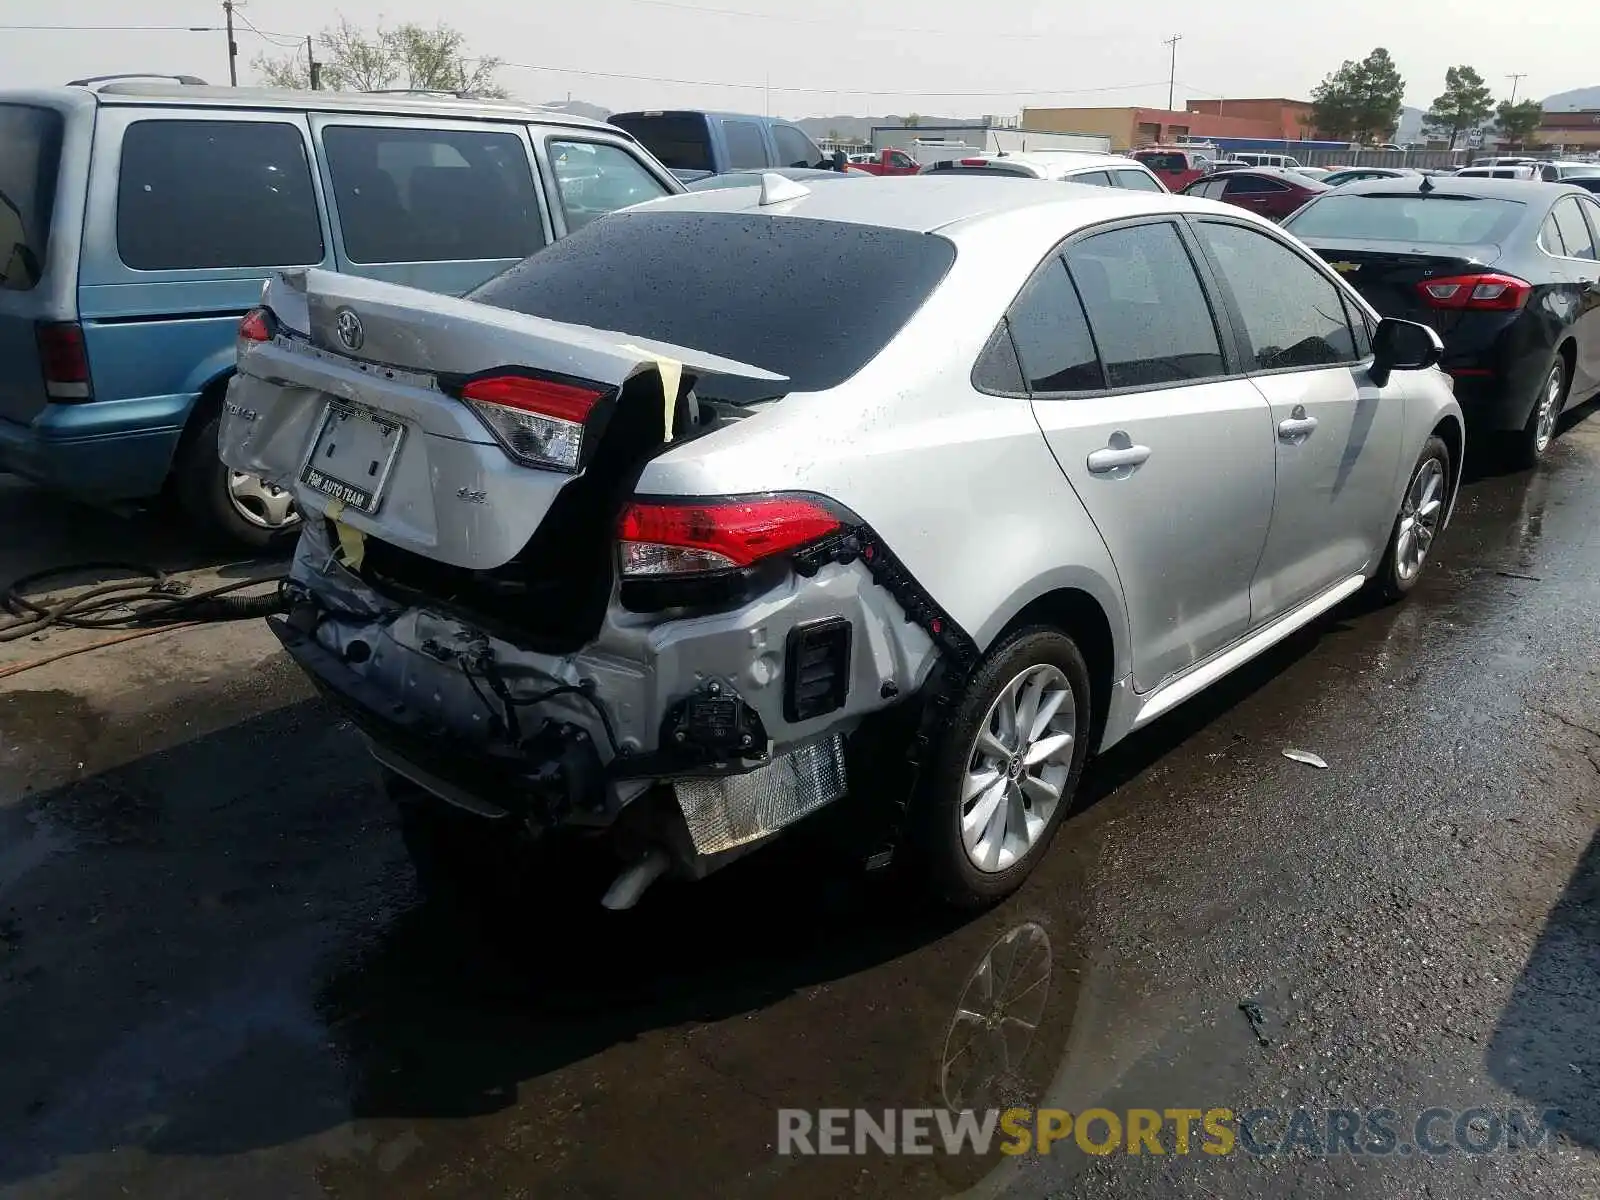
[913, 627, 1092, 908]
[1369, 435, 1450, 603]
[1505, 358, 1566, 470]
[175, 410, 300, 552]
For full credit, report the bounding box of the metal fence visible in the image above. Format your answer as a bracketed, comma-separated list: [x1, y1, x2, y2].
[1302, 148, 1470, 169]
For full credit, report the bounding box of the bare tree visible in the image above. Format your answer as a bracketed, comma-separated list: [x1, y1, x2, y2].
[253, 18, 507, 96]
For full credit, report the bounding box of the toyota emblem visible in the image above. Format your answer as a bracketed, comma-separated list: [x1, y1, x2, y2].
[334, 307, 364, 352]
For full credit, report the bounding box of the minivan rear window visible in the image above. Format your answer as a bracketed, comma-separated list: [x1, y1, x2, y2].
[1285, 193, 1526, 245]
[0, 104, 65, 291]
[469, 211, 956, 400]
[117, 119, 323, 271]
[607, 114, 714, 173]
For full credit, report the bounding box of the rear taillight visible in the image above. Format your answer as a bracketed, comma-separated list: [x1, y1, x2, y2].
[617, 495, 844, 578]
[35, 322, 91, 401]
[1416, 273, 1531, 312]
[459, 373, 609, 473]
[238, 307, 275, 342]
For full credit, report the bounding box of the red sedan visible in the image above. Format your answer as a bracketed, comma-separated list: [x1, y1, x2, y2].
[1180, 167, 1329, 222]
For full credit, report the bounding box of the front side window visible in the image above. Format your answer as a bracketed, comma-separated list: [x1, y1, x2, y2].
[1114, 168, 1163, 192]
[1196, 220, 1358, 370]
[117, 119, 322, 271]
[1551, 196, 1597, 261]
[1064, 221, 1226, 388]
[322, 125, 543, 265]
[547, 139, 669, 232]
[721, 120, 768, 170]
[1002, 256, 1103, 392]
[888, 151, 914, 169]
[772, 124, 818, 168]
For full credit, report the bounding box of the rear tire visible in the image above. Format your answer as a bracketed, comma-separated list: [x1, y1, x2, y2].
[1503, 357, 1566, 471]
[175, 409, 300, 552]
[911, 627, 1092, 908]
[1368, 435, 1450, 604]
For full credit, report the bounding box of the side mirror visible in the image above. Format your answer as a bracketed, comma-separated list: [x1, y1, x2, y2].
[1369, 317, 1443, 387]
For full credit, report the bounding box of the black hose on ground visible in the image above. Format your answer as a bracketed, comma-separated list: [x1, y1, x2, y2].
[0, 562, 289, 643]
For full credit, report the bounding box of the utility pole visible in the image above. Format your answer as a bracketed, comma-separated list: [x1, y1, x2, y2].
[306, 34, 321, 90]
[1163, 34, 1183, 112]
[1506, 73, 1527, 105]
[224, 0, 238, 86]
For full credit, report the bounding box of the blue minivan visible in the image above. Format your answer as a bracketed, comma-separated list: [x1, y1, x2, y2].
[608, 110, 831, 183]
[0, 79, 678, 546]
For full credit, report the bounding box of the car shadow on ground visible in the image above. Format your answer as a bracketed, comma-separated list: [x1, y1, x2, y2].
[1487, 825, 1600, 1151]
[0, 476, 285, 588]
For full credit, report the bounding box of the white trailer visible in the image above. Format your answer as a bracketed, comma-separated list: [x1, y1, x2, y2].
[983, 128, 1112, 155]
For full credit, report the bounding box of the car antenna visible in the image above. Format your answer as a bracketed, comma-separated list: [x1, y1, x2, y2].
[757, 172, 810, 205]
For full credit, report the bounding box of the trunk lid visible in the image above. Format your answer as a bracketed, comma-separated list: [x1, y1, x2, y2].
[224, 267, 787, 578]
[1302, 237, 1502, 336]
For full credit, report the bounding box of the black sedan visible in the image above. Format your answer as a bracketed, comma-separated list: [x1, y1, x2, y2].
[1282, 176, 1600, 465]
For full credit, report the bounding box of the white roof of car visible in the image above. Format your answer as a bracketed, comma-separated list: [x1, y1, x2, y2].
[931, 151, 1139, 180]
[632, 173, 1211, 234]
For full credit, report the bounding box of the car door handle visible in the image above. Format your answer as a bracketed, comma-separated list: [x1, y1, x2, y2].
[1086, 443, 1152, 473]
[1278, 416, 1319, 440]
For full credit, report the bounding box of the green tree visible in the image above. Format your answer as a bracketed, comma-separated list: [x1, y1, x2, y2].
[1423, 66, 1495, 148]
[1495, 99, 1544, 147]
[253, 17, 507, 96]
[1311, 47, 1406, 142]
[901, 113, 921, 128]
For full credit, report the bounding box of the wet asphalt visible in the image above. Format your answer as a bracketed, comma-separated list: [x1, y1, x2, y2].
[0, 406, 1597, 1200]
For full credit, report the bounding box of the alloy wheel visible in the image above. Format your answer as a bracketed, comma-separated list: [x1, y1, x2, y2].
[1534, 363, 1563, 455]
[961, 664, 1076, 873]
[227, 470, 299, 530]
[1394, 456, 1446, 582]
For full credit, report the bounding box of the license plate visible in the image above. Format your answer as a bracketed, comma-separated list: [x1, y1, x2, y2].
[300, 402, 405, 514]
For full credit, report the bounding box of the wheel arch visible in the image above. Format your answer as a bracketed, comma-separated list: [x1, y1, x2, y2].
[988, 581, 1125, 754]
[166, 368, 235, 484]
[1429, 411, 1465, 526]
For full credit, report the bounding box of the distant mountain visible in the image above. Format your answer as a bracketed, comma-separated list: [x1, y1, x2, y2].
[1542, 86, 1600, 111]
[540, 99, 612, 121]
[794, 114, 970, 142]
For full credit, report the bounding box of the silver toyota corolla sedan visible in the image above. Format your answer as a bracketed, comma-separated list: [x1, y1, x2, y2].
[220, 174, 1464, 910]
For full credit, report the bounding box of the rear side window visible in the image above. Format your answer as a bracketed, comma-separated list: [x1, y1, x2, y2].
[0, 104, 63, 291]
[1226, 175, 1287, 195]
[1196, 221, 1358, 370]
[323, 125, 542, 264]
[1068, 170, 1114, 187]
[469, 212, 956, 400]
[721, 120, 768, 170]
[1064, 221, 1225, 388]
[1003, 256, 1103, 392]
[1114, 169, 1163, 192]
[1551, 197, 1597, 261]
[772, 124, 817, 168]
[116, 119, 322, 271]
[608, 114, 713, 173]
[547, 140, 668, 232]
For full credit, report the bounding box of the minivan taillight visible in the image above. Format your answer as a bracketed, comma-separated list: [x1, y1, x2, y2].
[1416, 273, 1531, 312]
[618, 495, 844, 578]
[36, 322, 92, 401]
[458, 373, 610, 473]
[238, 307, 276, 342]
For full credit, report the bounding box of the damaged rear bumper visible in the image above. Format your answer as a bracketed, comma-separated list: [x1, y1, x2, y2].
[277, 518, 941, 866]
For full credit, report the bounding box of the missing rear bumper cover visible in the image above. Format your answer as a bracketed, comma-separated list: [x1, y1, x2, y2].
[673, 734, 848, 856]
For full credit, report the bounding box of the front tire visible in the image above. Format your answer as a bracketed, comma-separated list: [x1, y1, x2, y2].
[175, 410, 300, 552]
[912, 627, 1092, 908]
[1369, 435, 1450, 603]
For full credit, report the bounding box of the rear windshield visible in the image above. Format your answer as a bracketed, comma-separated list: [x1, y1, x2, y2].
[924, 162, 1033, 178]
[608, 114, 713, 174]
[0, 104, 65, 291]
[1136, 153, 1186, 171]
[469, 211, 957, 401]
[1285, 193, 1526, 245]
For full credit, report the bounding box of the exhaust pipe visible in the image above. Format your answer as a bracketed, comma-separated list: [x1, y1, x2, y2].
[600, 846, 670, 910]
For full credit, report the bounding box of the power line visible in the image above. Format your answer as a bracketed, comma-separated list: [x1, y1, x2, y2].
[0, 23, 217, 32]
[598, 0, 1122, 43]
[498, 59, 1170, 99]
[232, 10, 305, 50]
